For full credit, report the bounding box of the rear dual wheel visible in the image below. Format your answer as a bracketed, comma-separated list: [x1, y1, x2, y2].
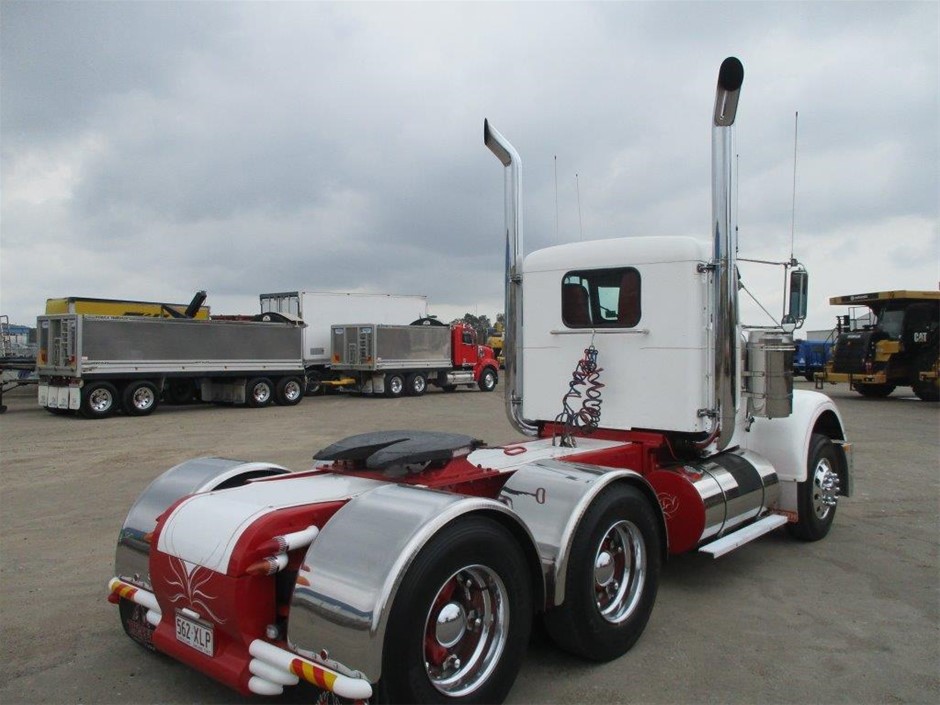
[123, 381, 159, 417]
[246, 377, 274, 407]
[380, 517, 532, 704]
[544, 485, 661, 662]
[275, 376, 304, 406]
[80, 381, 119, 419]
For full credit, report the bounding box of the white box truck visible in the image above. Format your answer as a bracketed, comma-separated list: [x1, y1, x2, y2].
[258, 291, 428, 393]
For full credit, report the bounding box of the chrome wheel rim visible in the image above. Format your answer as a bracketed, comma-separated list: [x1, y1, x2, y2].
[89, 388, 113, 412]
[413, 376, 426, 393]
[283, 380, 302, 402]
[252, 383, 271, 404]
[812, 457, 839, 519]
[389, 376, 403, 395]
[483, 372, 495, 390]
[594, 520, 646, 624]
[131, 386, 155, 411]
[424, 565, 508, 697]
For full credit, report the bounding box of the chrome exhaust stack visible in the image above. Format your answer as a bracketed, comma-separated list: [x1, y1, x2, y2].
[711, 57, 745, 451]
[484, 119, 538, 436]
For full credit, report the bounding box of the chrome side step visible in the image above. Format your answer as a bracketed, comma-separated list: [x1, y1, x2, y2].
[699, 514, 789, 558]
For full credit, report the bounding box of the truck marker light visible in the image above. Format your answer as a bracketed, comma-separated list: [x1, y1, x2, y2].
[246, 553, 289, 576]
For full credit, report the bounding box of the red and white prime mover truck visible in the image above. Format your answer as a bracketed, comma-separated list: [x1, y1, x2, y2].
[107, 58, 851, 704]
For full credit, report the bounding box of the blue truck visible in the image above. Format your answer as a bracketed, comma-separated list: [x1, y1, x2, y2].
[793, 339, 833, 381]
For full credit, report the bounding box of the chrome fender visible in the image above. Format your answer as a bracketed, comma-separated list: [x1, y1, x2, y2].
[498, 458, 667, 608]
[287, 483, 541, 684]
[744, 389, 851, 511]
[115, 457, 288, 589]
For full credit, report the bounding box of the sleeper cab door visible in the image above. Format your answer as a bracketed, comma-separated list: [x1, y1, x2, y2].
[521, 236, 711, 434]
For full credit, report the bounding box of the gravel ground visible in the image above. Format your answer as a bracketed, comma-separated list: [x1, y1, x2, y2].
[0, 380, 937, 704]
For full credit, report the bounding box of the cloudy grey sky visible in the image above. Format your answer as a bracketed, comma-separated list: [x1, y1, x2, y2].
[2, 1, 937, 333]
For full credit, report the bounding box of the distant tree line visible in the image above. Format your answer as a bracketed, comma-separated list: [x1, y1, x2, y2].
[451, 312, 505, 342]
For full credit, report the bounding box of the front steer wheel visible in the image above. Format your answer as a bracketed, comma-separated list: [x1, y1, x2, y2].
[379, 516, 532, 704]
[544, 484, 661, 662]
[787, 433, 840, 541]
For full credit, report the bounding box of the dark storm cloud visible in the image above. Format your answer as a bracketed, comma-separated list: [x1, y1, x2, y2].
[1, 1, 937, 331]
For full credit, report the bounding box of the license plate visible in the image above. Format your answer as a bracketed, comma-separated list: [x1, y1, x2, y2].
[175, 612, 214, 656]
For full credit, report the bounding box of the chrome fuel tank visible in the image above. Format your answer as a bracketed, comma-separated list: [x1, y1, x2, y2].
[649, 449, 779, 554]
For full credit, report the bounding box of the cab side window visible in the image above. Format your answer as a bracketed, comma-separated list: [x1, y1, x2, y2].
[562, 268, 641, 328]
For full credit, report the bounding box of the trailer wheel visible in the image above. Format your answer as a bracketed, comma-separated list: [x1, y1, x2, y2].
[275, 376, 304, 406]
[384, 373, 405, 398]
[478, 368, 497, 392]
[164, 380, 195, 405]
[246, 377, 274, 407]
[787, 433, 840, 541]
[80, 381, 119, 419]
[380, 516, 532, 704]
[854, 383, 895, 398]
[544, 484, 661, 662]
[123, 381, 159, 416]
[406, 372, 427, 397]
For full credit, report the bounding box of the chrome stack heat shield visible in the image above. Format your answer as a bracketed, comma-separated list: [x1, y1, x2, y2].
[712, 57, 745, 451]
[484, 119, 538, 436]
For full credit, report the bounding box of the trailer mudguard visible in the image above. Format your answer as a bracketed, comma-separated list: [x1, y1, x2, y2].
[743, 389, 852, 508]
[287, 483, 541, 683]
[497, 459, 666, 608]
[115, 457, 288, 589]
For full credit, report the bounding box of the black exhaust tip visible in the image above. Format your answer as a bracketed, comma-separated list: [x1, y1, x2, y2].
[718, 57, 745, 92]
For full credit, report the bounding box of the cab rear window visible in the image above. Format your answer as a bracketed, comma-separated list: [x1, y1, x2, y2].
[561, 268, 641, 328]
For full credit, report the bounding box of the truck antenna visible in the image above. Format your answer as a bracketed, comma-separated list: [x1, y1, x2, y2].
[575, 172, 583, 241]
[789, 111, 799, 262]
[554, 155, 559, 243]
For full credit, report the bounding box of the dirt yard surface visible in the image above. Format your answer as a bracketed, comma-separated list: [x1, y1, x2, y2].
[1, 381, 937, 704]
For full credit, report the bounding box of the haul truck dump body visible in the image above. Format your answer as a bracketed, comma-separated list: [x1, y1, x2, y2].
[107, 58, 851, 705]
[38, 314, 305, 418]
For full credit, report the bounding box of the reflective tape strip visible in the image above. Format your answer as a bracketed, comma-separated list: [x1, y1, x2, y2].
[290, 658, 336, 691]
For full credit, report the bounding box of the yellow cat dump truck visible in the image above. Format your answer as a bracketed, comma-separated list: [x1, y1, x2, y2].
[815, 290, 939, 401]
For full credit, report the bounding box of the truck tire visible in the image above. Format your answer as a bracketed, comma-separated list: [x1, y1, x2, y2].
[80, 381, 119, 419]
[544, 484, 661, 662]
[406, 372, 427, 397]
[913, 380, 939, 402]
[164, 380, 195, 405]
[912, 353, 939, 401]
[786, 433, 840, 541]
[855, 383, 895, 398]
[305, 371, 324, 396]
[384, 373, 405, 399]
[478, 368, 497, 392]
[380, 516, 532, 704]
[123, 381, 159, 417]
[246, 377, 274, 407]
[275, 376, 304, 406]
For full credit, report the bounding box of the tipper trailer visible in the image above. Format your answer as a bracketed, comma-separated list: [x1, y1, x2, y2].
[108, 58, 852, 704]
[329, 320, 499, 396]
[258, 291, 428, 394]
[38, 314, 306, 418]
